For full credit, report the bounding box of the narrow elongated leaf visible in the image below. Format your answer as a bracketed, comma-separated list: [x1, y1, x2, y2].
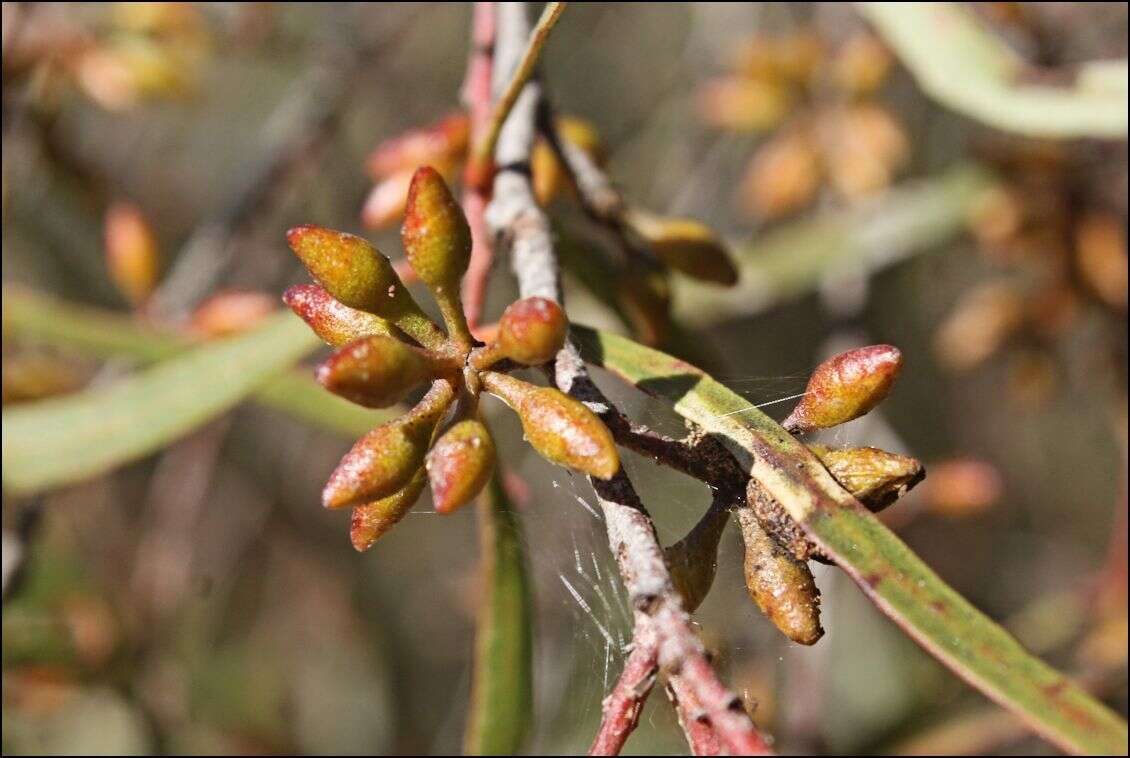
[857, 3, 1128, 138]
[4, 312, 325, 494]
[574, 325, 1128, 756]
[464, 476, 533, 756]
[3, 287, 389, 441]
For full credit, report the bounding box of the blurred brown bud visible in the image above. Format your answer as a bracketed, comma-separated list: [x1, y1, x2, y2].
[697, 76, 792, 133]
[922, 457, 1003, 518]
[533, 115, 606, 205]
[189, 290, 275, 338]
[821, 105, 908, 200]
[366, 111, 470, 179]
[316, 335, 439, 409]
[496, 297, 568, 366]
[968, 185, 1024, 249]
[830, 33, 892, 96]
[104, 201, 160, 306]
[736, 507, 823, 645]
[741, 131, 821, 219]
[783, 344, 903, 433]
[934, 282, 1025, 372]
[283, 284, 393, 346]
[402, 166, 472, 292]
[481, 371, 619, 480]
[350, 469, 428, 551]
[427, 419, 496, 514]
[809, 445, 924, 513]
[624, 209, 739, 286]
[323, 380, 454, 508]
[1075, 212, 1128, 311]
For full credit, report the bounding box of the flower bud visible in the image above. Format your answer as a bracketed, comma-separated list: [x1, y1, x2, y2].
[921, 457, 1002, 518]
[323, 380, 454, 508]
[105, 201, 159, 306]
[365, 112, 470, 179]
[496, 297, 568, 365]
[533, 115, 606, 205]
[736, 507, 823, 645]
[615, 262, 671, 346]
[427, 419, 496, 514]
[316, 335, 438, 408]
[782, 344, 902, 433]
[741, 131, 821, 220]
[697, 76, 792, 133]
[283, 284, 394, 346]
[402, 166, 472, 291]
[190, 290, 275, 338]
[481, 372, 618, 480]
[286, 225, 443, 347]
[361, 169, 414, 229]
[624, 209, 738, 286]
[809, 445, 924, 513]
[933, 282, 1024, 372]
[350, 469, 428, 551]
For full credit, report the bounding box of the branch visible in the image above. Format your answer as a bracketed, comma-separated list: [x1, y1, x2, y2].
[588, 634, 659, 756]
[485, 5, 770, 755]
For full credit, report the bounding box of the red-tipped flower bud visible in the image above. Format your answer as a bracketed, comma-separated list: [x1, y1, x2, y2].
[496, 297, 568, 366]
[427, 419, 496, 514]
[350, 469, 428, 551]
[283, 284, 393, 346]
[316, 335, 438, 409]
[401, 166, 472, 291]
[322, 380, 455, 509]
[481, 372, 618, 480]
[783, 344, 902, 433]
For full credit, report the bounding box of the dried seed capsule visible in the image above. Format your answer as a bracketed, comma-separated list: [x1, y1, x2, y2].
[736, 506, 823, 645]
[782, 344, 902, 433]
[104, 201, 159, 306]
[427, 419, 496, 514]
[316, 335, 439, 408]
[323, 380, 455, 508]
[809, 445, 924, 513]
[624, 209, 738, 286]
[496, 297, 568, 366]
[481, 372, 618, 480]
[286, 225, 443, 347]
[350, 469, 428, 551]
[283, 284, 394, 346]
[401, 166, 472, 291]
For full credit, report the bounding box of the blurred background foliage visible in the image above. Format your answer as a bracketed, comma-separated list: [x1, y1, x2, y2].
[2, 3, 1127, 755]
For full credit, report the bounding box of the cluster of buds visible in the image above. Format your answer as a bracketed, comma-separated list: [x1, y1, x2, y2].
[285, 167, 619, 550]
[698, 29, 908, 220]
[941, 139, 1127, 406]
[735, 344, 924, 644]
[4, 2, 210, 112]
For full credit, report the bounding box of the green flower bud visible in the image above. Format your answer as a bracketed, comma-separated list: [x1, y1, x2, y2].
[350, 469, 428, 551]
[401, 166, 472, 291]
[496, 297, 568, 366]
[427, 419, 496, 514]
[481, 372, 619, 480]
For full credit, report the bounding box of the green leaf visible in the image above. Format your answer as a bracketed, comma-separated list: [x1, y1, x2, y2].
[857, 3, 1128, 139]
[464, 476, 533, 756]
[2, 287, 390, 443]
[574, 325, 1129, 756]
[3, 311, 326, 494]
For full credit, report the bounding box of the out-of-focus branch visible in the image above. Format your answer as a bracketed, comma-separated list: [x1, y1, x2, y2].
[485, 5, 770, 755]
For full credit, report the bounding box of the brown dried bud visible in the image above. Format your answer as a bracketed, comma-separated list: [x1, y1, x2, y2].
[323, 380, 455, 508]
[783, 344, 903, 433]
[190, 290, 275, 338]
[316, 335, 439, 408]
[283, 284, 394, 346]
[736, 507, 823, 645]
[809, 445, 924, 513]
[402, 166, 472, 291]
[350, 469, 428, 551]
[105, 201, 160, 306]
[496, 297, 568, 366]
[481, 372, 619, 480]
[427, 419, 496, 514]
[624, 209, 739, 286]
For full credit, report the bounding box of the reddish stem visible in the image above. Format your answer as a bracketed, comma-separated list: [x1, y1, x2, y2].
[668, 671, 724, 756]
[460, 2, 497, 329]
[589, 637, 659, 756]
